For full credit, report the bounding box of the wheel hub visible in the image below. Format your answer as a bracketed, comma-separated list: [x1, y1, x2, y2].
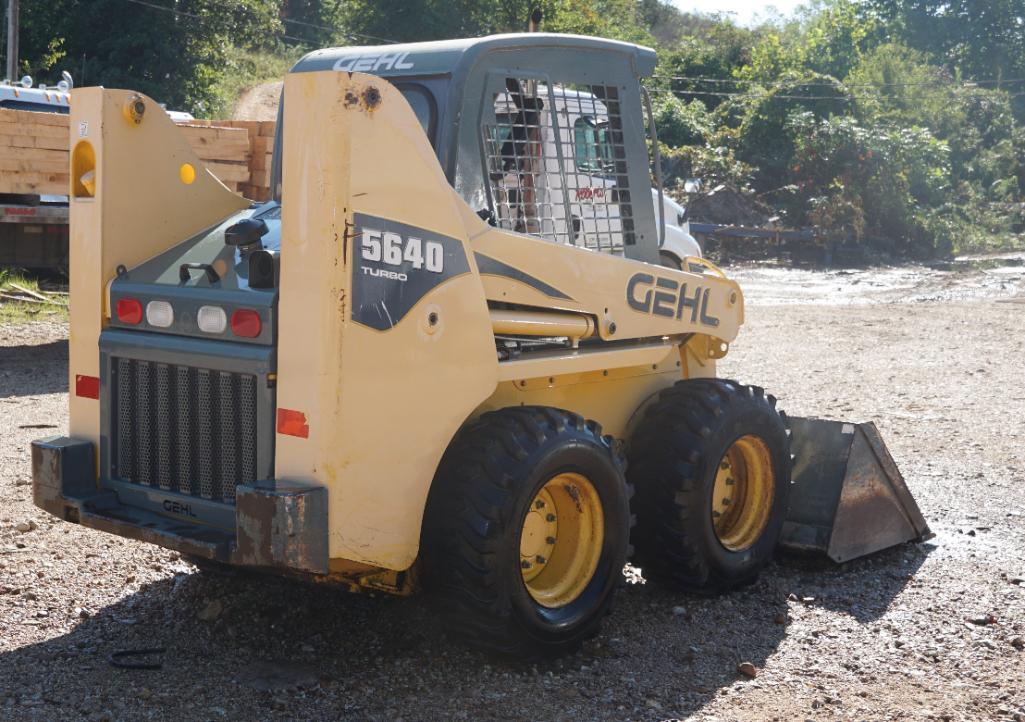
[519, 472, 604, 608]
[711, 435, 775, 552]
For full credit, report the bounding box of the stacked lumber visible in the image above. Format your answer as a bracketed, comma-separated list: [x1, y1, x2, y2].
[197, 120, 275, 201]
[178, 122, 252, 193]
[0, 109, 276, 200]
[0, 109, 70, 195]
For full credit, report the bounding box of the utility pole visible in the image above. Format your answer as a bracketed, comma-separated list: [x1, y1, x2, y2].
[5, 0, 19, 82]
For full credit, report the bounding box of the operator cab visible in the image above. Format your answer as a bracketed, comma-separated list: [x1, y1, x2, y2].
[288, 33, 664, 264]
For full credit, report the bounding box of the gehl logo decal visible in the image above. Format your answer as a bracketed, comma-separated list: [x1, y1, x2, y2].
[163, 499, 197, 518]
[333, 52, 415, 73]
[626, 273, 721, 328]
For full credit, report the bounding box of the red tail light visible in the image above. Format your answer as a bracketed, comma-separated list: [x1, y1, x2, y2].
[277, 408, 309, 438]
[230, 309, 261, 338]
[75, 374, 100, 399]
[116, 298, 143, 325]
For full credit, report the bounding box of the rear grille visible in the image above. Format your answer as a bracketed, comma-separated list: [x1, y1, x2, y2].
[112, 357, 259, 504]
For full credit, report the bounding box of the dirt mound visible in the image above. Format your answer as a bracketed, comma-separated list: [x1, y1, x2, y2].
[684, 183, 776, 227]
[233, 80, 282, 121]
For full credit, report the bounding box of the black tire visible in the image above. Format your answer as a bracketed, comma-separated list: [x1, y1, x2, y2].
[421, 407, 632, 660]
[659, 251, 683, 270]
[628, 379, 791, 593]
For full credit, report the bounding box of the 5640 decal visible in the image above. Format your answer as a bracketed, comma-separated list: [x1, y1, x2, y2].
[361, 228, 445, 278]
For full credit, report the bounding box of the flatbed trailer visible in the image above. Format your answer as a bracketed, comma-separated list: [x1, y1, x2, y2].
[0, 200, 69, 269]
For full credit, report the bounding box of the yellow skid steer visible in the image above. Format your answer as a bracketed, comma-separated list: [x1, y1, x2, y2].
[32, 33, 929, 660]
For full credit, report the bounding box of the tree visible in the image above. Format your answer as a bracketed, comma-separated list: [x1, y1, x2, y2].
[865, 0, 1025, 118]
[17, 0, 281, 115]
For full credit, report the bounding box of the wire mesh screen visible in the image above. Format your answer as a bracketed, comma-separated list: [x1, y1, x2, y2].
[482, 79, 635, 254]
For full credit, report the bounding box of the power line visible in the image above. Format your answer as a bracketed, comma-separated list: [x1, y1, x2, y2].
[124, 0, 203, 20]
[647, 86, 1025, 102]
[652, 74, 1025, 89]
[275, 14, 394, 44]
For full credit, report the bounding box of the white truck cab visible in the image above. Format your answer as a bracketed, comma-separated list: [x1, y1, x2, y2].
[0, 74, 72, 113]
[654, 190, 701, 268]
[488, 84, 701, 267]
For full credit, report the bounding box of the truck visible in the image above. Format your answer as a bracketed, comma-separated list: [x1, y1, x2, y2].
[0, 75, 72, 270]
[0, 73, 196, 270]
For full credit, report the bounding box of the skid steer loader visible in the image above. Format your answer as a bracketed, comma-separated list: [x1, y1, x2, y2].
[31, 33, 930, 659]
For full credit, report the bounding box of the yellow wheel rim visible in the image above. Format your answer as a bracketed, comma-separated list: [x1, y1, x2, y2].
[519, 472, 604, 608]
[711, 435, 775, 552]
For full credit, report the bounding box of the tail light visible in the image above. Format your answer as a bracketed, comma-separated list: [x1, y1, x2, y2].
[75, 374, 100, 399]
[277, 408, 309, 438]
[231, 309, 261, 338]
[145, 300, 174, 328]
[116, 298, 143, 325]
[197, 305, 227, 333]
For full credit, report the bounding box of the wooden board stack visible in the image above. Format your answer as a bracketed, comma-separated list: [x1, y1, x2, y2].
[0, 109, 277, 200]
[0, 109, 71, 196]
[178, 121, 252, 193]
[197, 120, 276, 201]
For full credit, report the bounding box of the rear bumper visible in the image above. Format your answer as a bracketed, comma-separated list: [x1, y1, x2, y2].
[32, 436, 329, 574]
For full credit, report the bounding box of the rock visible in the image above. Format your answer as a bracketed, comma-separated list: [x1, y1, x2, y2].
[672, 606, 687, 616]
[197, 599, 224, 622]
[967, 614, 996, 626]
[774, 612, 787, 625]
[737, 662, 758, 678]
[14, 521, 37, 533]
[1010, 637, 1024, 650]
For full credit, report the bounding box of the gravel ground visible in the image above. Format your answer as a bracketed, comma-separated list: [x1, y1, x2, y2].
[1, 263, 1023, 721]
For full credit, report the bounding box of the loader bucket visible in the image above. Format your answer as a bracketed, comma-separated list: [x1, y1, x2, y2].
[779, 417, 933, 563]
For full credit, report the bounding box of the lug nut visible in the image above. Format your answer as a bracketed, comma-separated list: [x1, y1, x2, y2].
[720, 461, 730, 470]
[722, 498, 731, 506]
[546, 513, 556, 522]
[535, 499, 545, 509]
[521, 560, 532, 569]
[545, 536, 556, 545]
[725, 477, 736, 486]
[712, 510, 722, 518]
[535, 555, 546, 564]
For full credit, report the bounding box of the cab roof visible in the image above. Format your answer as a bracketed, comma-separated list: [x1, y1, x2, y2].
[291, 33, 657, 79]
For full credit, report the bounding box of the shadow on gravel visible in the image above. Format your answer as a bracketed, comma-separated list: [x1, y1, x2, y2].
[0, 543, 931, 719]
[0, 340, 68, 397]
[776, 541, 932, 622]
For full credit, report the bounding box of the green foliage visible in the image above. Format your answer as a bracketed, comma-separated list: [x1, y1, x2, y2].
[846, 42, 950, 129]
[866, 0, 1025, 120]
[799, 0, 877, 80]
[785, 112, 951, 251]
[0, 270, 68, 325]
[651, 94, 713, 147]
[660, 141, 754, 193]
[207, 46, 304, 118]
[18, 0, 283, 116]
[735, 74, 853, 189]
[13, 0, 1025, 254]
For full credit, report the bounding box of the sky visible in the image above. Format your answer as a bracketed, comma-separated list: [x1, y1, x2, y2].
[670, 0, 805, 26]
